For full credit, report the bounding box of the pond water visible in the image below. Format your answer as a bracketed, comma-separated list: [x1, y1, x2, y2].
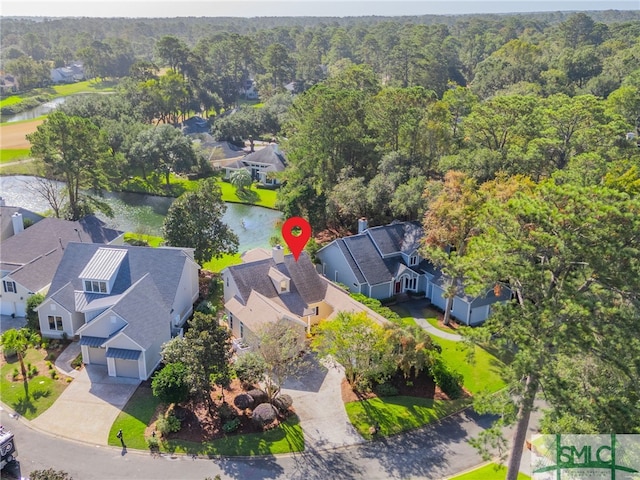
[2, 97, 68, 123]
[0, 175, 281, 252]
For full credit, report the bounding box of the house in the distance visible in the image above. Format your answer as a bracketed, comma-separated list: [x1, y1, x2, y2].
[223, 144, 286, 187]
[0, 213, 123, 318]
[50, 62, 84, 84]
[37, 243, 200, 380]
[0, 199, 44, 241]
[317, 219, 510, 326]
[221, 246, 386, 350]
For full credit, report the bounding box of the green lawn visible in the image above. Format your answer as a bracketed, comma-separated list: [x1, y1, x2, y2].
[0, 149, 31, 163]
[202, 253, 243, 272]
[0, 80, 116, 109]
[123, 232, 164, 248]
[216, 179, 278, 209]
[0, 349, 69, 420]
[429, 335, 506, 395]
[159, 416, 304, 456]
[345, 396, 470, 439]
[386, 305, 418, 328]
[426, 316, 463, 334]
[448, 462, 530, 480]
[109, 385, 162, 450]
[109, 385, 304, 455]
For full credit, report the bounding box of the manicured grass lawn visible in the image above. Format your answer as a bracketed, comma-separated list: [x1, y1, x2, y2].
[109, 385, 162, 450]
[216, 179, 278, 209]
[0, 348, 69, 420]
[386, 305, 418, 328]
[0, 80, 116, 109]
[0, 149, 31, 163]
[448, 462, 530, 480]
[109, 386, 304, 455]
[426, 316, 463, 334]
[160, 416, 304, 456]
[202, 253, 243, 272]
[345, 396, 470, 439]
[123, 232, 164, 247]
[429, 335, 506, 395]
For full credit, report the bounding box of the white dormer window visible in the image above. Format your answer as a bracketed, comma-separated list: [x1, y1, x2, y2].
[84, 280, 107, 294]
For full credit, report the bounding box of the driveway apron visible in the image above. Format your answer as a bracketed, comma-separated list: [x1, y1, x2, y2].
[281, 356, 364, 450]
[31, 365, 140, 445]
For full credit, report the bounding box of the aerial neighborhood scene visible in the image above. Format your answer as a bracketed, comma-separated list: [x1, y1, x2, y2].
[1, 0, 639, 479]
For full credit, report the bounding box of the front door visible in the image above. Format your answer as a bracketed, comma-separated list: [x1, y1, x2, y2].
[394, 281, 401, 294]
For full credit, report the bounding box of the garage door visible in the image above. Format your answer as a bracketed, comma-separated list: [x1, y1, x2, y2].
[114, 358, 139, 379]
[15, 302, 26, 317]
[0, 301, 13, 316]
[87, 347, 107, 365]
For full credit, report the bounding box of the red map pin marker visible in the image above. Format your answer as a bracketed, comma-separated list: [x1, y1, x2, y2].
[282, 217, 311, 262]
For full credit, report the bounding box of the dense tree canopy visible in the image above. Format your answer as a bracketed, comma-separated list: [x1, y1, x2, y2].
[162, 178, 239, 265]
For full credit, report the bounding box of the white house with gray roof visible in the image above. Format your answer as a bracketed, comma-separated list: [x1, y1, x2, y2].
[222, 246, 387, 350]
[223, 144, 286, 187]
[0, 214, 123, 318]
[36, 243, 200, 380]
[317, 220, 511, 326]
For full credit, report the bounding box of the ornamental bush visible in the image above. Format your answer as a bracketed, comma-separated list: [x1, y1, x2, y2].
[272, 393, 293, 413]
[252, 403, 278, 428]
[233, 393, 254, 410]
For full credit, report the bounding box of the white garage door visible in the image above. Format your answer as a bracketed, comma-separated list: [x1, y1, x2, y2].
[15, 302, 26, 317]
[0, 301, 13, 316]
[114, 358, 139, 379]
[87, 347, 107, 365]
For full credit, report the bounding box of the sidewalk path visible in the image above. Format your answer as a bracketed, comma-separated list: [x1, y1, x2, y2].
[402, 299, 463, 342]
[54, 340, 82, 378]
[281, 355, 364, 450]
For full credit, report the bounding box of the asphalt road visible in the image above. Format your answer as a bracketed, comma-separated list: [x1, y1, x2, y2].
[1, 404, 539, 480]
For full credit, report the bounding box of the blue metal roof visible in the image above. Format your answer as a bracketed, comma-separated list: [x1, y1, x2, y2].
[106, 348, 141, 360]
[79, 336, 107, 347]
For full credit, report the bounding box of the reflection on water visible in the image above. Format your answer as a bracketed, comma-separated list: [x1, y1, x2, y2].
[2, 97, 67, 123]
[0, 176, 281, 251]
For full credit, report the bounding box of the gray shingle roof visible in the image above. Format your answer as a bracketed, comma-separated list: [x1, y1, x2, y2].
[366, 221, 423, 256]
[226, 251, 326, 317]
[0, 215, 121, 265]
[0, 205, 43, 240]
[110, 274, 171, 350]
[334, 239, 366, 284]
[341, 234, 395, 285]
[7, 248, 63, 292]
[241, 145, 287, 172]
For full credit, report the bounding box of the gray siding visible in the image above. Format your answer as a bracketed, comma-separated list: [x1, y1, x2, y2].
[319, 244, 360, 291]
[451, 298, 470, 325]
[369, 283, 391, 300]
[430, 284, 448, 311]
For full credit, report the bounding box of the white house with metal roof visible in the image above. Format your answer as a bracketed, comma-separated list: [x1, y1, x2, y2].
[36, 243, 200, 380]
[317, 220, 511, 326]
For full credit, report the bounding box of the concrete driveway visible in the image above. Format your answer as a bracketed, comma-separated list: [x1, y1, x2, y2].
[281, 355, 364, 450]
[31, 365, 140, 445]
[0, 314, 26, 333]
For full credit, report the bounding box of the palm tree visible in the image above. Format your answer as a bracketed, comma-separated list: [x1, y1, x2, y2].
[1, 328, 40, 398]
[384, 325, 438, 380]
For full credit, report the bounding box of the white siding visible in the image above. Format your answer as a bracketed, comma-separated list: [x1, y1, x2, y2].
[38, 300, 73, 339]
[171, 259, 199, 327]
[79, 313, 126, 338]
[1, 278, 32, 317]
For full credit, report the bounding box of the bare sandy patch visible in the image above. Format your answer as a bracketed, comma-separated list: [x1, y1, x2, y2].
[0, 119, 43, 149]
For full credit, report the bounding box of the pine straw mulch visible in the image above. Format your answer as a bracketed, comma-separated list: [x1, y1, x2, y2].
[341, 370, 456, 404]
[146, 378, 290, 443]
